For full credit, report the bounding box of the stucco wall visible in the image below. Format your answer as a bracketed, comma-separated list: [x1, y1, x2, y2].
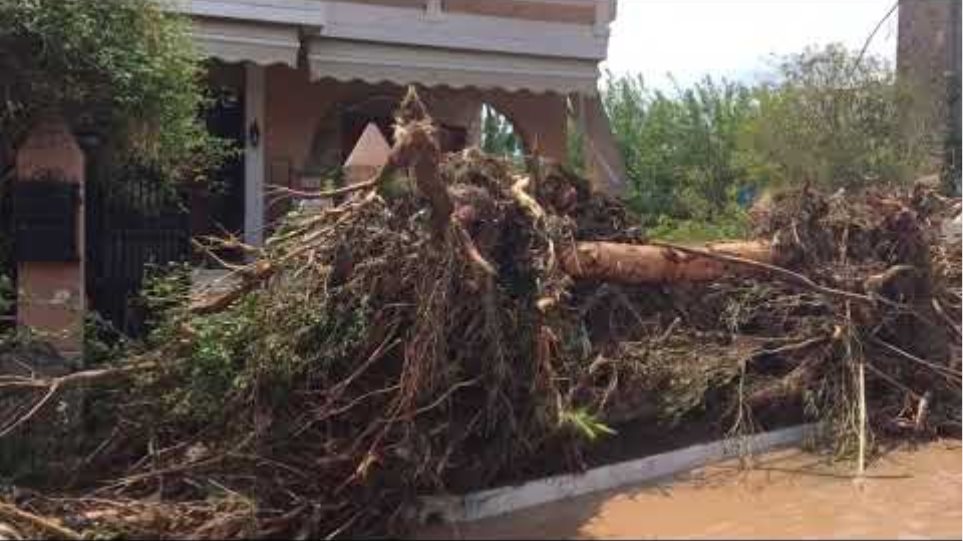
[341, 0, 601, 25]
[262, 65, 569, 204]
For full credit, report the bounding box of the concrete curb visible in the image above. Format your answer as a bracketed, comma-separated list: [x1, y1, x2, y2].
[419, 423, 820, 524]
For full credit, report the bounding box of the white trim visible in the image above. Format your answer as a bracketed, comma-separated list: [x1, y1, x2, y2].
[425, 0, 443, 22]
[593, 0, 616, 37]
[244, 63, 266, 247]
[320, 1, 608, 61]
[190, 17, 301, 67]
[308, 38, 600, 95]
[170, 0, 324, 27]
[417, 424, 820, 524]
[172, 1, 612, 65]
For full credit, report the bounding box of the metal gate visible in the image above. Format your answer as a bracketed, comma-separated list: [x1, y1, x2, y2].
[0, 176, 14, 332]
[85, 164, 190, 337]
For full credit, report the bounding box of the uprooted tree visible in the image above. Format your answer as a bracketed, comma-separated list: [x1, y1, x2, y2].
[0, 88, 959, 539]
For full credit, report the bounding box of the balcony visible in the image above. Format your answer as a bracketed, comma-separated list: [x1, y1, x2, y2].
[172, 0, 614, 94]
[173, 0, 615, 59]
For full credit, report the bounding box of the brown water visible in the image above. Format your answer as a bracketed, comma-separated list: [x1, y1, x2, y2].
[421, 441, 962, 540]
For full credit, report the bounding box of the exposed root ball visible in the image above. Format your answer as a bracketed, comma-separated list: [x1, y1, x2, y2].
[1, 89, 959, 539]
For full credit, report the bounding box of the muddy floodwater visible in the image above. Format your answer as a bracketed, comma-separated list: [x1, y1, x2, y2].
[421, 441, 962, 539]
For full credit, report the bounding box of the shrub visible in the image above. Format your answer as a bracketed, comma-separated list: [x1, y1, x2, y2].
[0, 0, 227, 182]
[746, 44, 929, 190]
[601, 44, 931, 240]
[602, 73, 759, 229]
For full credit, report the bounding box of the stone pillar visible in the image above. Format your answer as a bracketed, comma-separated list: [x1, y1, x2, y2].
[343, 122, 391, 186]
[15, 118, 85, 359]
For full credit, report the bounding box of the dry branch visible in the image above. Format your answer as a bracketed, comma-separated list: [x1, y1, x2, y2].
[0, 503, 82, 540]
[2, 86, 959, 540]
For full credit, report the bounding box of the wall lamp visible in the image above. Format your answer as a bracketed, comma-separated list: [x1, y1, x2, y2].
[248, 120, 261, 148]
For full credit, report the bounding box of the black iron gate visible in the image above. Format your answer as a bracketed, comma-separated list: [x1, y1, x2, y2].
[86, 164, 190, 337]
[0, 174, 14, 332]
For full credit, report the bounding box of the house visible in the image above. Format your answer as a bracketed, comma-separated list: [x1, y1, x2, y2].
[173, 0, 625, 248]
[7, 0, 625, 354]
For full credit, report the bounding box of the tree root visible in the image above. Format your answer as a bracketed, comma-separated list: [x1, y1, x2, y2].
[0, 502, 81, 540]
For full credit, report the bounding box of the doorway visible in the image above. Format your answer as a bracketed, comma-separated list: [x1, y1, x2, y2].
[193, 61, 246, 264]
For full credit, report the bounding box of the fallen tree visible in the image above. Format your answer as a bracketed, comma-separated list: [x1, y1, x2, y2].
[560, 240, 775, 283]
[0, 88, 959, 539]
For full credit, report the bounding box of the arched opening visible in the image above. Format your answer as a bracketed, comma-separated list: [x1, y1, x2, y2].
[301, 91, 400, 191]
[478, 103, 525, 159]
[340, 94, 399, 161]
[195, 60, 246, 244]
[474, 92, 568, 165]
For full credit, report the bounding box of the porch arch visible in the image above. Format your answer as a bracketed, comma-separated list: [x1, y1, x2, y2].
[480, 90, 568, 162]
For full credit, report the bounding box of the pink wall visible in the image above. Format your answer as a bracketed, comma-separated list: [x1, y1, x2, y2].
[263, 65, 569, 204]
[15, 118, 85, 359]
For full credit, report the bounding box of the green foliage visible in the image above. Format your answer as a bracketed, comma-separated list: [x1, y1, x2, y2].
[746, 44, 927, 190]
[602, 44, 930, 240]
[137, 263, 242, 425]
[0, 274, 12, 316]
[163, 297, 259, 424]
[647, 207, 751, 243]
[136, 262, 375, 428]
[153, 293, 375, 428]
[559, 408, 617, 442]
[480, 104, 523, 158]
[944, 70, 961, 195]
[83, 312, 130, 368]
[139, 262, 193, 327]
[0, 0, 227, 181]
[565, 114, 586, 175]
[603, 73, 759, 225]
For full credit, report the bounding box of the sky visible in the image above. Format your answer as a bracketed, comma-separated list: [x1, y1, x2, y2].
[602, 0, 900, 91]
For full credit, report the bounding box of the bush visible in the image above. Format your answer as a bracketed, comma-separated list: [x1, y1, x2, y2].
[0, 0, 226, 182]
[602, 44, 931, 240]
[746, 44, 929, 190]
[0, 274, 12, 316]
[646, 208, 751, 243]
[603, 73, 759, 225]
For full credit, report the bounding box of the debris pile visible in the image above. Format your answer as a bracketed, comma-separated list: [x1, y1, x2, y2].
[0, 89, 959, 539]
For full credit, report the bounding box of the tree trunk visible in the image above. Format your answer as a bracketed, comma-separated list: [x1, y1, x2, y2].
[560, 241, 774, 284]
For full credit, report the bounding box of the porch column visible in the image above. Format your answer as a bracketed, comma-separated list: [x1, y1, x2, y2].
[244, 63, 266, 247]
[15, 117, 85, 359]
[572, 93, 627, 194]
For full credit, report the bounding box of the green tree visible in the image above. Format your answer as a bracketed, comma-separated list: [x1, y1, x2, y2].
[746, 44, 926, 190]
[602, 72, 757, 222]
[480, 104, 523, 158]
[600, 44, 930, 241]
[0, 0, 224, 182]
